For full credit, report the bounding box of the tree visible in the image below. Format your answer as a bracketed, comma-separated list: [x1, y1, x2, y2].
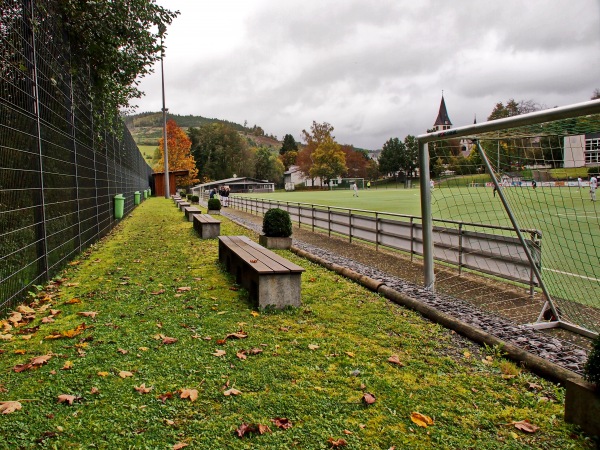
[379, 138, 402, 176]
[154, 119, 198, 187]
[56, 0, 179, 130]
[402, 135, 419, 179]
[188, 123, 252, 180]
[297, 121, 336, 183]
[592, 89, 600, 100]
[309, 137, 347, 185]
[255, 147, 284, 183]
[280, 134, 298, 155]
[341, 145, 369, 179]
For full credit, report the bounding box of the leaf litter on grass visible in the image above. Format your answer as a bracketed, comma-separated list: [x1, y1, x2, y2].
[0, 198, 593, 449]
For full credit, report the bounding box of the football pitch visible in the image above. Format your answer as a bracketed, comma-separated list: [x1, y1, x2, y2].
[241, 186, 600, 308]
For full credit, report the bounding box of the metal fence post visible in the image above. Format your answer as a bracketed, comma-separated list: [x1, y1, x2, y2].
[419, 141, 435, 292]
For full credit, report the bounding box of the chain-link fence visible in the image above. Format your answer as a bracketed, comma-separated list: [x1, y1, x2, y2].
[1, 0, 153, 315]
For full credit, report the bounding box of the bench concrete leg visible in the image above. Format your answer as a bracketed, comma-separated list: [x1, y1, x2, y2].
[258, 274, 301, 309]
[201, 223, 220, 239]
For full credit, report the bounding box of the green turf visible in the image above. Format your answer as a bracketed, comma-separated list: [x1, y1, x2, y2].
[0, 198, 592, 448]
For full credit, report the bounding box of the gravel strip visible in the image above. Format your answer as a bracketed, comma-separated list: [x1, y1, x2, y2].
[220, 208, 588, 376]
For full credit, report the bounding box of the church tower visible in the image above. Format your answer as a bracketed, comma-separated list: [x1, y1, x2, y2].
[433, 94, 452, 132]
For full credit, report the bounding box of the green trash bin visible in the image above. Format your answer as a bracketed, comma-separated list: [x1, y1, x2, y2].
[143, 189, 148, 199]
[134, 191, 141, 205]
[114, 194, 124, 219]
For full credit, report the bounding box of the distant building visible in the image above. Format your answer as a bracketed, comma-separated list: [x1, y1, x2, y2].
[564, 133, 600, 168]
[433, 95, 452, 132]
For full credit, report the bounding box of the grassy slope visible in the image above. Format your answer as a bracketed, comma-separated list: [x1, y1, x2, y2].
[0, 198, 591, 448]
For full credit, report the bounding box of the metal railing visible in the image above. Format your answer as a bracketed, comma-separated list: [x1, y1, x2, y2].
[0, 0, 153, 315]
[226, 195, 542, 292]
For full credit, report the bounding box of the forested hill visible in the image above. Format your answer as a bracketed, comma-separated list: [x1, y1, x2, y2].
[125, 112, 251, 146]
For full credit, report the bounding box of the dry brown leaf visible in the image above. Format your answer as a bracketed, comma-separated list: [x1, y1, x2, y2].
[162, 336, 178, 345]
[65, 298, 82, 304]
[512, 419, 539, 433]
[362, 393, 376, 405]
[119, 371, 134, 378]
[9, 312, 22, 324]
[410, 412, 434, 428]
[388, 355, 405, 366]
[225, 331, 248, 340]
[0, 401, 22, 414]
[90, 387, 99, 394]
[41, 317, 55, 324]
[151, 289, 165, 295]
[223, 388, 242, 396]
[78, 311, 98, 318]
[173, 443, 188, 450]
[50, 309, 61, 316]
[180, 389, 198, 402]
[345, 352, 355, 358]
[308, 344, 319, 350]
[134, 383, 153, 394]
[157, 392, 173, 403]
[177, 286, 191, 292]
[271, 417, 292, 429]
[14, 349, 26, 355]
[117, 348, 128, 354]
[97, 371, 110, 377]
[343, 429, 353, 435]
[328, 437, 348, 447]
[31, 354, 52, 366]
[250, 311, 260, 317]
[212, 349, 226, 357]
[17, 305, 36, 314]
[57, 394, 78, 405]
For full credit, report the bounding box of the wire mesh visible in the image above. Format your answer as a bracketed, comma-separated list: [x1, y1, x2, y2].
[424, 109, 600, 334]
[0, 0, 153, 315]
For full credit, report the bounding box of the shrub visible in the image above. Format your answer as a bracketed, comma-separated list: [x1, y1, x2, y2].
[584, 335, 600, 385]
[208, 198, 221, 210]
[179, 190, 186, 197]
[191, 195, 199, 203]
[262, 208, 292, 237]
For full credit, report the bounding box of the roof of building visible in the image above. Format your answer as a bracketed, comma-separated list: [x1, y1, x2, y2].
[434, 95, 452, 127]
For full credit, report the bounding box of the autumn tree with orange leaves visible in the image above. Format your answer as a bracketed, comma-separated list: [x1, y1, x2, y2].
[154, 119, 199, 187]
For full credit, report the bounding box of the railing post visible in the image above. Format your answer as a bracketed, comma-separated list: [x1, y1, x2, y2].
[419, 140, 435, 291]
[458, 222, 463, 276]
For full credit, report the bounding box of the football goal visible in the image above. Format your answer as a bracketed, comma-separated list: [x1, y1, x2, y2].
[418, 100, 600, 337]
[330, 178, 365, 190]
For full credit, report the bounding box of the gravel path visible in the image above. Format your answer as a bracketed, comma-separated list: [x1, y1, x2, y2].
[218, 206, 589, 376]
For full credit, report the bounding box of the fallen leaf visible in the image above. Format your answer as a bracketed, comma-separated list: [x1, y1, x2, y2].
[250, 311, 260, 317]
[177, 287, 191, 292]
[78, 311, 98, 318]
[0, 401, 22, 414]
[14, 349, 26, 354]
[90, 387, 99, 394]
[212, 349, 226, 357]
[151, 289, 165, 295]
[410, 412, 434, 428]
[97, 371, 110, 377]
[388, 355, 405, 366]
[41, 317, 55, 324]
[236, 351, 247, 360]
[65, 298, 82, 304]
[511, 419, 539, 433]
[225, 331, 248, 340]
[345, 352, 355, 358]
[134, 383, 153, 394]
[61, 361, 73, 370]
[57, 394, 78, 405]
[117, 348, 128, 354]
[362, 393, 376, 405]
[308, 344, 319, 350]
[328, 437, 348, 447]
[180, 389, 198, 402]
[271, 417, 292, 429]
[119, 371, 134, 378]
[31, 354, 52, 366]
[527, 382, 542, 391]
[162, 336, 178, 345]
[173, 443, 188, 450]
[343, 429, 353, 435]
[157, 392, 173, 403]
[17, 305, 36, 314]
[224, 388, 242, 396]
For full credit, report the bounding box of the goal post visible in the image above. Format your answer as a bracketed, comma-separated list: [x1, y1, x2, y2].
[330, 178, 365, 190]
[418, 99, 600, 337]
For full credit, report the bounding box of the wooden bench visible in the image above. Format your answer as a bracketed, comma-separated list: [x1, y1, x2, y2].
[183, 206, 202, 222]
[193, 214, 221, 239]
[178, 201, 190, 212]
[218, 235, 304, 309]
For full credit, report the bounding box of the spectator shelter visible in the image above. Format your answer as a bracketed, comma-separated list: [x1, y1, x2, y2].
[192, 177, 275, 197]
[152, 170, 189, 197]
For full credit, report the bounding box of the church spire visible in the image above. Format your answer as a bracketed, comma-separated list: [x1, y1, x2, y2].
[433, 94, 452, 131]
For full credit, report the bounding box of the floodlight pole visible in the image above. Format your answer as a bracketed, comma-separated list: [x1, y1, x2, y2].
[159, 27, 170, 199]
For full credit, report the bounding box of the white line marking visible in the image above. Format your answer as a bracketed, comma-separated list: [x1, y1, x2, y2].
[543, 267, 600, 282]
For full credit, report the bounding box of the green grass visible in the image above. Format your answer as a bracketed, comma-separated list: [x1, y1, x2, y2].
[0, 198, 591, 448]
[138, 144, 158, 162]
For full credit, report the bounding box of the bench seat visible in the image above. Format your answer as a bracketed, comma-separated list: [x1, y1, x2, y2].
[184, 206, 202, 222]
[193, 214, 221, 239]
[218, 235, 304, 309]
[178, 201, 190, 212]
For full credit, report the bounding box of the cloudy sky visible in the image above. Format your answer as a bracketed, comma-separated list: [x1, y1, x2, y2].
[133, 0, 600, 149]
